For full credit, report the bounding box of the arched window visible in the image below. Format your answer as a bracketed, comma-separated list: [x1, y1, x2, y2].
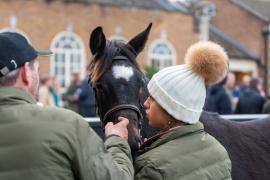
[148, 38, 176, 71]
[51, 32, 85, 94]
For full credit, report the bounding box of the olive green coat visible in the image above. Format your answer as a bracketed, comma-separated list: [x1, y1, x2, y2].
[0, 87, 133, 180]
[134, 122, 231, 180]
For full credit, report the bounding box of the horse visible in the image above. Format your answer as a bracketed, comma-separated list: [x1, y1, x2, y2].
[200, 111, 270, 180]
[88, 24, 270, 179]
[88, 23, 157, 155]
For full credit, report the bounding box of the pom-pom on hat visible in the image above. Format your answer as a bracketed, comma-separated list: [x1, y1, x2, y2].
[148, 41, 229, 124]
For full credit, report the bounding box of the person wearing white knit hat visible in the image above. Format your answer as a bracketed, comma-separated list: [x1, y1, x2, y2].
[134, 41, 232, 180]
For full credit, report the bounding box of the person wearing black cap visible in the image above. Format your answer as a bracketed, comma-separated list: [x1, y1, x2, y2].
[0, 32, 133, 180]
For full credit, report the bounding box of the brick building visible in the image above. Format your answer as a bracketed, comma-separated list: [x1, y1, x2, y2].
[176, 0, 270, 94]
[0, 0, 199, 94]
[204, 0, 270, 94]
[2, 0, 269, 96]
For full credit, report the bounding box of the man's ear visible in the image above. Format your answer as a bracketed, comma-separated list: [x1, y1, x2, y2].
[21, 63, 30, 85]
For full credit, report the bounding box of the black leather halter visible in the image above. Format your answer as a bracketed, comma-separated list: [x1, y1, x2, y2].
[95, 55, 143, 130]
[102, 104, 143, 125]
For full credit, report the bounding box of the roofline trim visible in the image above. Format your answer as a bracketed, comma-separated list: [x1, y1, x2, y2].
[160, 0, 190, 14]
[69, 0, 187, 13]
[231, 0, 269, 22]
[210, 24, 260, 61]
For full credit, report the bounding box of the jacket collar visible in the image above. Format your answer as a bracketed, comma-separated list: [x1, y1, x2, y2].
[139, 122, 204, 154]
[0, 87, 36, 105]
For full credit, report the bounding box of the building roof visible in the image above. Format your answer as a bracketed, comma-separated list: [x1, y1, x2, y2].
[209, 24, 260, 61]
[64, 0, 182, 12]
[232, 0, 270, 22]
[169, 1, 190, 14]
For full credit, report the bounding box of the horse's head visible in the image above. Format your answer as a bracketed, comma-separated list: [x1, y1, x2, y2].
[88, 23, 152, 153]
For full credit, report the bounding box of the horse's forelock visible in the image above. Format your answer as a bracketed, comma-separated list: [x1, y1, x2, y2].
[89, 40, 140, 85]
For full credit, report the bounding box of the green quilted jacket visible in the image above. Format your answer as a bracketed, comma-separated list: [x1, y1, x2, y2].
[134, 122, 231, 180]
[0, 87, 133, 180]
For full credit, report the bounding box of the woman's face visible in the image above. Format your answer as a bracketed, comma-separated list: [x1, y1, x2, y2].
[144, 96, 169, 129]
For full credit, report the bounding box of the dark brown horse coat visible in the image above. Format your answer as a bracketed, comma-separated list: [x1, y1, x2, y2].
[200, 111, 270, 180]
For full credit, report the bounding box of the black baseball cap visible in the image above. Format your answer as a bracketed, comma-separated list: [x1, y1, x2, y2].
[0, 32, 52, 77]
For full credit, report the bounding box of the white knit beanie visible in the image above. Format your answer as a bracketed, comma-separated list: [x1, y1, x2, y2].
[148, 41, 229, 124]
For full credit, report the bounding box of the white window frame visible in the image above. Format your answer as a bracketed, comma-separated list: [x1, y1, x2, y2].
[50, 31, 85, 94]
[148, 39, 176, 70]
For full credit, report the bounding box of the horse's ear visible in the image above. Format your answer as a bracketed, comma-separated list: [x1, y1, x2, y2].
[128, 23, 152, 56]
[89, 26, 106, 55]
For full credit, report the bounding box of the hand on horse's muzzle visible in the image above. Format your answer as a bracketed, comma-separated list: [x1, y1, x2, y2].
[105, 117, 129, 141]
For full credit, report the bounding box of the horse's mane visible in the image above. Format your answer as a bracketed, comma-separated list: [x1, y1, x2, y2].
[89, 40, 140, 85]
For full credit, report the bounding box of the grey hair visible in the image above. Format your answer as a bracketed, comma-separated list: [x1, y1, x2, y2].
[0, 60, 36, 86]
[0, 68, 20, 86]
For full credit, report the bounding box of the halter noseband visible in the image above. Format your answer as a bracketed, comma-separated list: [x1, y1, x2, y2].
[102, 104, 143, 126]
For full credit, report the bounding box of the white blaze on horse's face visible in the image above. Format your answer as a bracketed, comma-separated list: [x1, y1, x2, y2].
[112, 65, 134, 81]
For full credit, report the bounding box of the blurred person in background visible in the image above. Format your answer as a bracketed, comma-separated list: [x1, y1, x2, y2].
[239, 74, 251, 96]
[204, 76, 232, 114]
[225, 72, 238, 111]
[235, 78, 266, 114]
[75, 67, 96, 117]
[232, 83, 241, 100]
[49, 76, 59, 106]
[62, 72, 81, 112]
[38, 76, 55, 106]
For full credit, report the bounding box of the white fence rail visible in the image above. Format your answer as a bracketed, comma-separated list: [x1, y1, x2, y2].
[85, 114, 270, 138]
[220, 114, 268, 121]
[85, 114, 269, 123]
